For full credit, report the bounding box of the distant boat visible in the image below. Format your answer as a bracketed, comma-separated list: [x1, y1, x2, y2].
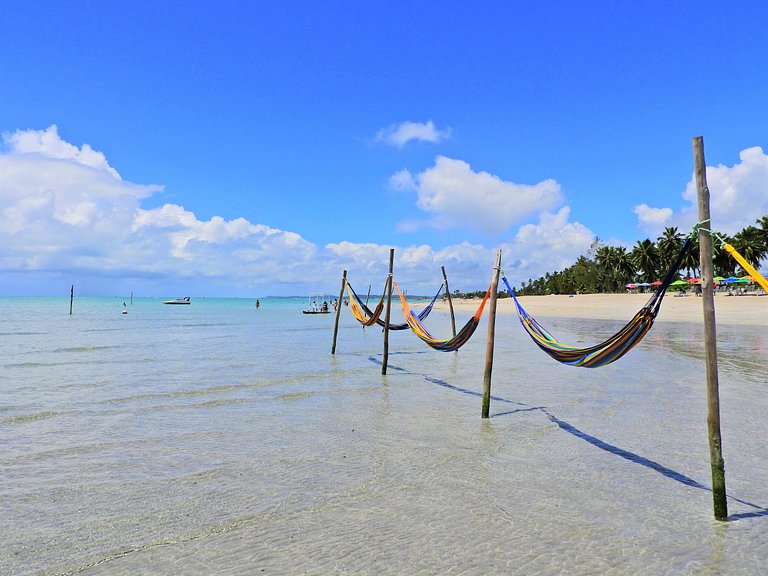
[303, 294, 331, 314]
[163, 297, 191, 305]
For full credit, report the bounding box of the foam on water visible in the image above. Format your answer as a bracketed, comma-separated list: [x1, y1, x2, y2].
[1, 296, 766, 575]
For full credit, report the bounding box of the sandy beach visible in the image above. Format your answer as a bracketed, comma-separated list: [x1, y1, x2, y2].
[440, 291, 768, 326]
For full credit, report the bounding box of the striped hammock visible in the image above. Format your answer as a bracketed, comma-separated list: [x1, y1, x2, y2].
[347, 281, 443, 330]
[505, 237, 690, 368]
[346, 282, 386, 327]
[393, 280, 491, 352]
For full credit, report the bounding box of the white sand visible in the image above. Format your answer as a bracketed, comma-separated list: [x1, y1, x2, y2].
[440, 292, 768, 326]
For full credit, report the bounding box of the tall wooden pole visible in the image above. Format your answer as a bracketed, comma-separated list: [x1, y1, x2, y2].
[693, 136, 728, 521]
[381, 249, 395, 375]
[69, 285, 74, 315]
[441, 265, 457, 338]
[331, 269, 347, 355]
[481, 249, 502, 418]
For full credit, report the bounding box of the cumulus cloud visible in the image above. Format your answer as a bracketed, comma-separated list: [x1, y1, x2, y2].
[375, 120, 451, 148]
[0, 126, 318, 291]
[325, 208, 595, 294]
[0, 126, 596, 296]
[395, 156, 562, 234]
[633, 204, 673, 230]
[635, 146, 768, 236]
[504, 207, 595, 281]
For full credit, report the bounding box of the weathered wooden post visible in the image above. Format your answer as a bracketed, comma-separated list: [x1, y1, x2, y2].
[365, 284, 371, 306]
[481, 249, 502, 418]
[331, 269, 347, 355]
[693, 136, 728, 521]
[381, 249, 395, 375]
[441, 265, 457, 338]
[69, 285, 74, 315]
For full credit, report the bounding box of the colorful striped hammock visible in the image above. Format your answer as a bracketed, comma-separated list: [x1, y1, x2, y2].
[346, 281, 443, 330]
[393, 280, 491, 352]
[346, 282, 386, 327]
[505, 237, 690, 368]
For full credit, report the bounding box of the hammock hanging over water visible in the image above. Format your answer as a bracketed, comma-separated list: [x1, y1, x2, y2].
[346, 282, 386, 327]
[505, 238, 691, 368]
[346, 281, 443, 330]
[393, 279, 491, 352]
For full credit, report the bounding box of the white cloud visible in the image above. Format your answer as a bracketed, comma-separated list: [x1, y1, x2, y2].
[398, 156, 563, 234]
[634, 204, 673, 231]
[502, 207, 594, 282]
[0, 126, 596, 296]
[388, 168, 416, 191]
[634, 146, 768, 237]
[3, 124, 121, 178]
[375, 120, 451, 148]
[0, 126, 318, 290]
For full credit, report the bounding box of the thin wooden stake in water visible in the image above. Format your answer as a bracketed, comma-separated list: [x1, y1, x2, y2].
[481, 249, 502, 418]
[69, 285, 74, 315]
[331, 269, 347, 355]
[381, 249, 395, 375]
[693, 136, 728, 521]
[441, 265, 456, 339]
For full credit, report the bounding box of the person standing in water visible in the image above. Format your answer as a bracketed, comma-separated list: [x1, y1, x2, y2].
[256, 299, 260, 309]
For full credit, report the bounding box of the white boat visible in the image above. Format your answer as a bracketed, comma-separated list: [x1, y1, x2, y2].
[163, 296, 191, 305]
[303, 294, 331, 314]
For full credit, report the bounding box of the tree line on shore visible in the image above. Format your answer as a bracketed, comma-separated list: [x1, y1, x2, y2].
[455, 216, 768, 298]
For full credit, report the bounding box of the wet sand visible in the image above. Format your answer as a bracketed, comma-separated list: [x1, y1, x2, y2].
[441, 292, 768, 326]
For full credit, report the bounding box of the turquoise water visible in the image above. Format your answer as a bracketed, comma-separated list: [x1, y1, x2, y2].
[1, 297, 767, 575]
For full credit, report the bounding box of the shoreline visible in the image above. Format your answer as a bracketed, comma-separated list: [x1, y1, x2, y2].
[436, 292, 768, 326]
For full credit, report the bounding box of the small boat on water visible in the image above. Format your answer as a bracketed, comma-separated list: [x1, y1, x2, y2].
[163, 296, 191, 305]
[303, 294, 331, 314]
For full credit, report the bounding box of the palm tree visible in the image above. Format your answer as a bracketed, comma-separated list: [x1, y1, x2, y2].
[730, 226, 767, 274]
[657, 227, 684, 278]
[631, 239, 659, 283]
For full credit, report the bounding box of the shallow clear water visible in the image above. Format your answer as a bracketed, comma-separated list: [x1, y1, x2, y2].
[1, 297, 766, 575]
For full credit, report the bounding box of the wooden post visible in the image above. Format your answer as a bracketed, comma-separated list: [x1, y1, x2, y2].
[381, 249, 395, 375]
[441, 265, 457, 338]
[331, 269, 347, 355]
[481, 250, 502, 418]
[693, 136, 728, 521]
[69, 285, 74, 315]
[365, 284, 371, 306]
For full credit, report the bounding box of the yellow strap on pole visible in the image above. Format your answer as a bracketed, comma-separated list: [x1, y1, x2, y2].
[724, 244, 768, 292]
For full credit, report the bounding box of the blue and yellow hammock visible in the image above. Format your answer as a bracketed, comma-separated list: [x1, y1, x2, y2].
[393, 279, 491, 352]
[505, 238, 691, 368]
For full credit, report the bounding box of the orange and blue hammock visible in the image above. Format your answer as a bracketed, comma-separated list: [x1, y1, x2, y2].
[393, 280, 491, 352]
[505, 238, 691, 368]
[346, 281, 443, 330]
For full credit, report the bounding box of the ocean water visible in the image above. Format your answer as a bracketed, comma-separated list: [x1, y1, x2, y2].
[1, 296, 766, 575]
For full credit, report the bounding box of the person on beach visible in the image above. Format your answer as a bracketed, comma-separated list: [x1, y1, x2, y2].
[256, 299, 260, 309]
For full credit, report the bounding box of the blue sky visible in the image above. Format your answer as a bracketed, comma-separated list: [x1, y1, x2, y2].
[1, 1, 766, 297]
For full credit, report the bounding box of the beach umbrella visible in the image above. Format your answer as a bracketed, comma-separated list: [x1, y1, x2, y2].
[670, 280, 688, 285]
[625, 283, 637, 288]
[687, 278, 702, 284]
[740, 276, 755, 282]
[636, 282, 651, 286]
[713, 276, 725, 282]
[650, 281, 663, 286]
[734, 278, 751, 284]
[720, 276, 737, 284]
